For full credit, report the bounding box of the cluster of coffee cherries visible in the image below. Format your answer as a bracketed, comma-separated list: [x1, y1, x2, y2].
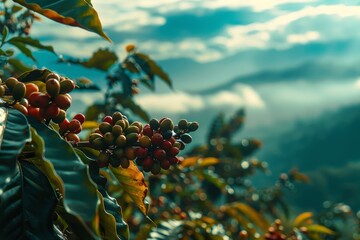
[1, 73, 75, 124]
[89, 112, 142, 168]
[264, 219, 286, 240]
[135, 118, 199, 174]
[58, 113, 86, 143]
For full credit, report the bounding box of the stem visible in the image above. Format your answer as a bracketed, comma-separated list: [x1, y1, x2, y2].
[73, 141, 93, 148]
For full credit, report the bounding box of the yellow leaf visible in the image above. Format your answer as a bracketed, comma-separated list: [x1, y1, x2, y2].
[231, 203, 268, 231]
[293, 212, 313, 227]
[181, 156, 220, 168]
[82, 120, 99, 129]
[307, 224, 336, 235]
[109, 162, 149, 215]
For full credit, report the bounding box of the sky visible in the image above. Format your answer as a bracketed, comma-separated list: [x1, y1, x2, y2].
[30, 0, 360, 123]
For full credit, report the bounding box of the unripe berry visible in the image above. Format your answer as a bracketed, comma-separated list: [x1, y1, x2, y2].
[120, 158, 130, 168]
[180, 133, 192, 144]
[149, 118, 160, 130]
[126, 133, 138, 145]
[68, 119, 82, 132]
[65, 133, 80, 143]
[60, 79, 75, 94]
[112, 125, 123, 136]
[112, 111, 123, 123]
[125, 147, 136, 160]
[46, 73, 60, 81]
[25, 83, 39, 98]
[19, 98, 29, 107]
[162, 130, 173, 140]
[72, 113, 85, 124]
[139, 136, 151, 148]
[115, 135, 127, 147]
[114, 120, 126, 129]
[5, 77, 18, 91]
[103, 116, 113, 125]
[13, 103, 28, 115]
[92, 138, 105, 150]
[28, 92, 50, 108]
[109, 157, 121, 168]
[12, 82, 26, 101]
[98, 151, 110, 164]
[113, 148, 124, 158]
[151, 162, 161, 175]
[99, 122, 112, 135]
[55, 94, 71, 110]
[136, 147, 148, 159]
[89, 133, 103, 144]
[131, 121, 143, 132]
[125, 126, 140, 134]
[159, 118, 174, 132]
[103, 132, 115, 146]
[0, 85, 6, 97]
[46, 78, 60, 97]
[153, 148, 166, 160]
[151, 133, 163, 146]
[178, 119, 188, 130]
[188, 122, 199, 132]
[173, 141, 181, 149]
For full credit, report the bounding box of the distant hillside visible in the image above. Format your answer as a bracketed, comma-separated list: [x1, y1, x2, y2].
[198, 61, 360, 95]
[256, 103, 360, 210]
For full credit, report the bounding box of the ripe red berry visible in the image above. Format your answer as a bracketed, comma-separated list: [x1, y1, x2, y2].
[28, 92, 50, 108]
[151, 133, 163, 146]
[68, 119, 81, 132]
[27, 106, 42, 121]
[169, 157, 179, 165]
[136, 147, 148, 159]
[161, 159, 171, 170]
[65, 132, 80, 143]
[55, 94, 71, 110]
[142, 157, 153, 172]
[142, 125, 153, 137]
[46, 103, 60, 119]
[167, 147, 180, 157]
[161, 141, 172, 152]
[25, 83, 39, 98]
[153, 148, 166, 160]
[73, 113, 85, 124]
[59, 118, 70, 130]
[169, 137, 176, 145]
[103, 116, 113, 125]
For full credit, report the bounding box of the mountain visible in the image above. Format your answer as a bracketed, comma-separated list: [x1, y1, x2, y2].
[254, 103, 360, 211]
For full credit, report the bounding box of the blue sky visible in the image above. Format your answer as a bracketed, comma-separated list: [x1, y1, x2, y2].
[29, 0, 360, 122]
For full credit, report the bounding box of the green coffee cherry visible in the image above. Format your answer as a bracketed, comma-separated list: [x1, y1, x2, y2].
[92, 138, 105, 150]
[126, 133, 138, 145]
[98, 151, 110, 163]
[188, 122, 199, 132]
[178, 119, 188, 130]
[12, 82, 26, 101]
[103, 132, 115, 146]
[99, 122, 113, 135]
[181, 133, 192, 144]
[112, 112, 123, 123]
[160, 118, 174, 132]
[112, 125, 123, 136]
[131, 121, 143, 132]
[149, 118, 160, 130]
[116, 135, 127, 147]
[125, 126, 140, 134]
[89, 133, 103, 143]
[5, 77, 19, 91]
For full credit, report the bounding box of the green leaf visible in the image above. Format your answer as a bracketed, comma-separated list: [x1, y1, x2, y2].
[88, 161, 129, 240]
[306, 224, 336, 235]
[147, 220, 184, 240]
[1, 26, 8, 44]
[133, 52, 173, 89]
[109, 162, 149, 216]
[7, 41, 35, 61]
[7, 36, 56, 54]
[0, 108, 30, 188]
[13, 0, 110, 41]
[28, 119, 100, 238]
[194, 169, 227, 190]
[0, 161, 59, 239]
[17, 68, 52, 83]
[83, 48, 118, 71]
[6, 58, 32, 73]
[11, 5, 23, 14]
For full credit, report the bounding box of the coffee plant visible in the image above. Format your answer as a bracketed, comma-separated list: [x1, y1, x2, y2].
[0, 1, 358, 240]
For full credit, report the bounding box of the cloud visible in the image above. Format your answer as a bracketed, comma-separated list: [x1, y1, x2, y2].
[135, 84, 265, 115]
[287, 31, 320, 44]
